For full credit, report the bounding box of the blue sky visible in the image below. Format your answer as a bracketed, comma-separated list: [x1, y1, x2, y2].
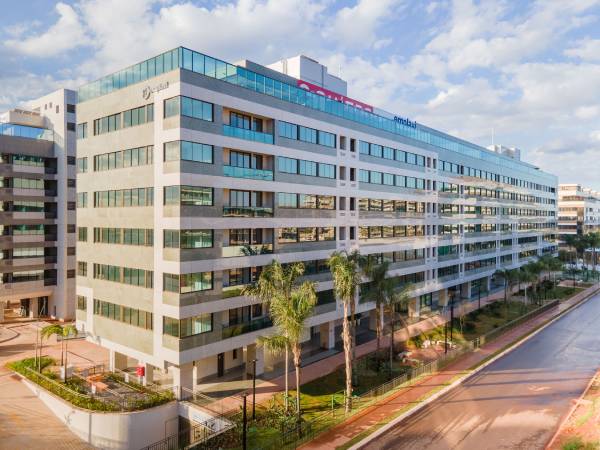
[1, 0, 600, 187]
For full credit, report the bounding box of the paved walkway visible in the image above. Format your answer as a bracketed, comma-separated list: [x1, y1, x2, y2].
[301, 284, 600, 450]
[0, 321, 108, 450]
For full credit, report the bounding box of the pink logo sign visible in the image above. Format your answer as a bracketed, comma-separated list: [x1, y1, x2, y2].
[297, 80, 374, 113]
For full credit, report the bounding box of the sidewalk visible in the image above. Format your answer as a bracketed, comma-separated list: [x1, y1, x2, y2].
[301, 284, 600, 450]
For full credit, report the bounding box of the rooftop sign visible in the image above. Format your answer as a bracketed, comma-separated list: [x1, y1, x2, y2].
[297, 80, 374, 113]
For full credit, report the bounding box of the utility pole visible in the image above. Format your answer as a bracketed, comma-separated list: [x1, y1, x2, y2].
[252, 359, 257, 420]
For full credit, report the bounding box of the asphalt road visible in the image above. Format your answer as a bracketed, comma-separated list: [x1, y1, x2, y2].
[360, 295, 600, 450]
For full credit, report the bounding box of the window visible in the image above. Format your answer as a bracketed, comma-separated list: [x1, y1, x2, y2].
[77, 157, 88, 173]
[93, 112, 121, 135]
[76, 295, 86, 311]
[164, 96, 213, 121]
[164, 186, 213, 206]
[164, 229, 213, 249]
[163, 313, 212, 338]
[278, 227, 336, 243]
[76, 123, 88, 139]
[77, 192, 88, 208]
[94, 146, 153, 171]
[164, 141, 213, 164]
[77, 227, 87, 242]
[67, 104, 76, 113]
[67, 122, 76, 132]
[163, 271, 213, 293]
[93, 263, 153, 288]
[279, 120, 336, 148]
[94, 299, 153, 330]
[77, 261, 87, 276]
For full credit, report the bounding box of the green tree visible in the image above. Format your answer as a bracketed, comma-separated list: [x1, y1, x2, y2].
[518, 268, 536, 305]
[385, 284, 413, 376]
[243, 260, 305, 412]
[586, 232, 600, 272]
[494, 268, 517, 303]
[359, 258, 394, 353]
[328, 250, 361, 413]
[265, 282, 316, 419]
[41, 323, 77, 380]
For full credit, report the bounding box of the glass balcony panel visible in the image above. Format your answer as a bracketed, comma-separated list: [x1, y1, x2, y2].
[223, 165, 273, 181]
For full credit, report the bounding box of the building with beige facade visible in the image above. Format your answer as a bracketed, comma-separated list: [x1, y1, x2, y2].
[75, 47, 557, 392]
[558, 183, 600, 241]
[0, 89, 77, 321]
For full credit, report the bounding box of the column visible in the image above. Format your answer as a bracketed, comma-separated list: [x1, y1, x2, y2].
[319, 321, 335, 350]
[408, 297, 419, 318]
[143, 363, 154, 386]
[485, 276, 492, 292]
[109, 349, 128, 371]
[29, 298, 39, 318]
[368, 309, 378, 331]
[461, 282, 471, 300]
[245, 343, 264, 377]
[171, 362, 194, 399]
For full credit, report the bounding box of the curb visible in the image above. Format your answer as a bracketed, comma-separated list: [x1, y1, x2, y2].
[349, 286, 600, 450]
[545, 369, 599, 449]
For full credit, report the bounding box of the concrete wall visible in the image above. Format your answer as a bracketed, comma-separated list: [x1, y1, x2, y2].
[22, 378, 178, 450]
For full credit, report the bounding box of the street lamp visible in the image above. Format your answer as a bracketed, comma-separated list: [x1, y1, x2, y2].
[242, 393, 248, 450]
[252, 359, 257, 420]
[450, 291, 455, 343]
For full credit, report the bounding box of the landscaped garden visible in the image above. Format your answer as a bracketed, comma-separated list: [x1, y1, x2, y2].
[8, 356, 174, 411]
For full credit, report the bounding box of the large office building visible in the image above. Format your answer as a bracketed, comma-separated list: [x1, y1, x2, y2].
[0, 89, 77, 321]
[75, 48, 557, 390]
[558, 183, 600, 240]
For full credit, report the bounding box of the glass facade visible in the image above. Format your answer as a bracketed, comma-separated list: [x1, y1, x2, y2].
[77, 46, 554, 181]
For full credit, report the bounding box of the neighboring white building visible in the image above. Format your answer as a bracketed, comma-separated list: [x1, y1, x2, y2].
[558, 183, 600, 239]
[0, 89, 77, 321]
[74, 47, 558, 393]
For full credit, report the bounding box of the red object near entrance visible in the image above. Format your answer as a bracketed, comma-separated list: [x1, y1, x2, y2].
[136, 366, 145, 377]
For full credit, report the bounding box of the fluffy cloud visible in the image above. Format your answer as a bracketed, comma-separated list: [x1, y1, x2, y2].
[565, 38, 600, 61]
[4, 2, 89, 57]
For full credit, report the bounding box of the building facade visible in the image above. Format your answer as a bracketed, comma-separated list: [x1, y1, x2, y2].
[0, 89, 77, 321]
[558, 183, 600, 240]
[75, 47, 557, 389]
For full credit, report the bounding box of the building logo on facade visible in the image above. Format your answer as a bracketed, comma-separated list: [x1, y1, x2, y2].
[393, 116, 417, 129]
[142, 82, 170, 100]
[297, 80, 374, 113]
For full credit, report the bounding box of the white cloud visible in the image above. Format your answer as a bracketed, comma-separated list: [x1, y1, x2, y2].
[565, 38, 600, 62]
[4, 2, 88, 57]
[324, 0, 403, 50]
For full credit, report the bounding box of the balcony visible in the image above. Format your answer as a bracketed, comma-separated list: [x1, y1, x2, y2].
[222, 316, 273, 339]
[438, 253, 459, 262]
[438, 273, 460, 283]
[223, 165, 273, 181]
[223, 206, 273, 218]
[222, 243, 273, 258]
[0, 122, 53, 141]
[223, 125, 274, 144]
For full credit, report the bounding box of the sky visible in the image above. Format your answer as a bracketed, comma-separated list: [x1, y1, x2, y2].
[1, 0, 600, 188]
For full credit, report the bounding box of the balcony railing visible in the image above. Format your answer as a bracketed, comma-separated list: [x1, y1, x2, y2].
[223, 125, 274, 144]
[222, 243, 273, 258]
[222, 316, 273, 339]
[223, 165, 273, 181]
[223, 206, 273, 217]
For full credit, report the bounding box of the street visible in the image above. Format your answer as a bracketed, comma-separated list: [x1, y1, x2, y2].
[360, 294, 600, 450]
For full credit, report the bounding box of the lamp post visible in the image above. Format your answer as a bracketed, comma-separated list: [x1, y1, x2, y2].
[450, 292, 455, 343]
[252, 359, 257, 420]
[477, 280, 481, 310]
[242, 393, 248, 450]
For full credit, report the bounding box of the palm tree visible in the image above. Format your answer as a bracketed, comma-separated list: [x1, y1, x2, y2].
[384, 284, 413, 377]
[243, 260, 305, 412]
[328, 250, 361, 413]
[266, 283, 316, 419]
[41, 323, 77, 380]
[495, 269, 517, 303]
[518, 268, 536, 305]
[359, 259, 393, 353]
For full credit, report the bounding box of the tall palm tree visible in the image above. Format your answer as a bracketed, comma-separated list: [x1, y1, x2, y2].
[266, 283, 316, 419]
[243, 260, 305, 412]
[384, 284, 413, 377]
[360, 259, 393, 353]
[328, 250, 361, 413]
[494, 269, 516, 303]
[518, 268, 536, 305]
